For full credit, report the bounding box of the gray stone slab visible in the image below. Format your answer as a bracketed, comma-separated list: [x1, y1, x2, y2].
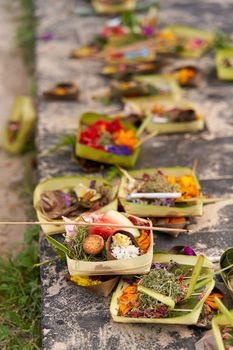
[35, 0, 233, 349]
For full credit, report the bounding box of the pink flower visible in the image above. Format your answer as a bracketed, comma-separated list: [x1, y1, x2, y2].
[62, 216, 77, 242]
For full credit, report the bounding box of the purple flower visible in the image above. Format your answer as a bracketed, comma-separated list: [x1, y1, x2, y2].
[61, 192, 72, 207]
[183, 246, 196, 256]
[90, 180, 96, 189]
[39, 32, 54, 42]
[122, 277, 134, 284]
[106, 144, 132, 156]
[151, 263, 166, 269]
[142, 26, 154, 37]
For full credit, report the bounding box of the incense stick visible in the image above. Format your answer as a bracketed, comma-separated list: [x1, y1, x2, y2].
[127, 192, 182, 200]
[0, 221, 190, 233]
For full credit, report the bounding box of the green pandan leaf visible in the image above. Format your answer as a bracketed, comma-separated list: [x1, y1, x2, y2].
[214, 297, 233, 327]
[46, 235, 71, 256]
[212, 309, 233, 350]
[138, 285, 175, 309]
[184, 254, 204, 300]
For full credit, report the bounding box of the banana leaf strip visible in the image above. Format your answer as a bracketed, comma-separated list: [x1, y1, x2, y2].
[212, 310, 233, 350]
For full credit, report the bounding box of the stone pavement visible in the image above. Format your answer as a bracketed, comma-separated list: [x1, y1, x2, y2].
[35, 1, 233, 349]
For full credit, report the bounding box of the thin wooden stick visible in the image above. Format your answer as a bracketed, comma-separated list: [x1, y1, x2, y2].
[192, 159, 198, 173]
[117, 165, 135, 182]
[203, 197, 233, 204]
[0, 220, 190, 234]
[136, 113, 153, 136]
[136, 129, 158, 147]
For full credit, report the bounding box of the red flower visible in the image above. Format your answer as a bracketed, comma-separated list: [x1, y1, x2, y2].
[79, 118, 124, 151]
[101, 26, 126, 38]
[106, 118, 122, 133]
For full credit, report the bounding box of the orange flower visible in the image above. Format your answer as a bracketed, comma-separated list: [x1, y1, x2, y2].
[99, 124, 106, 132]
[158, 31, 176, 43]
[177, 68, 197, 84]
[167, 175, 200, 200]
[205, 292, 223, 313]
[151, 105, 165, 114]
[53, 87, 67, 96]
[137, 230, 150, 254]
[118, 284, 139, 316]
[113, 129, 139, 149]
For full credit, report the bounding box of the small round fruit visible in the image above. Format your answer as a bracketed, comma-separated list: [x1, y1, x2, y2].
[82, 235, 104, 255]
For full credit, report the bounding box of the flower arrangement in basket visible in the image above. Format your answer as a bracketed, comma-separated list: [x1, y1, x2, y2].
[70, 9, 157, 59]
[33, 176, 118, 235]
[110, 253, 215, 324]
[46, 210, 153, 276]
[75, 113, 141, 168]
[104, 74, 181, 104]
[156, 25, 214, 58]
[118, 166, 203, 217]
[125, 95, 204, 134]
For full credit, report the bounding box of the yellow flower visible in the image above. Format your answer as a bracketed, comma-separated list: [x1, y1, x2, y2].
[53, 87, 67, 96]
[102, 65, 117, 74]
[119, 82, 131, 91]
[114, 129, 139, 149]
[167, 175, 200, 200]
[70, 275, 101, 287]
[158, 30, 177, 45]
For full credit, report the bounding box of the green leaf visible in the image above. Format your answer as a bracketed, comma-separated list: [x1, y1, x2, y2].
[42, 134, 76, 155]
[138, 285, 175, 308]
[106, 166, 121, 181]
[0, 325, 9, 341]
[120, 12, 139, 34]
[46, 235, 71, 256]
[214, 297, 233, 327]
[5, 311, 22, 326]
[184, 254, 204, 300]
[214, 31, 233, 50]
[24, 225, 40, 244]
